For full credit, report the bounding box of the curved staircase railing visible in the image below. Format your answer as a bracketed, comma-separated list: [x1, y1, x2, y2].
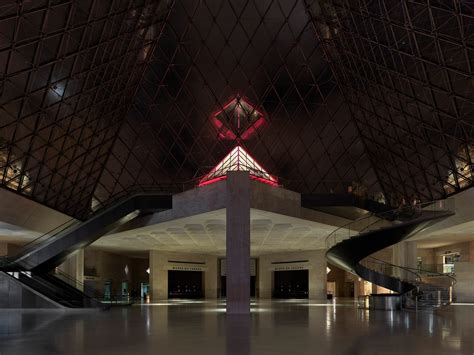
[361, 256, 456, 309]
[325, 199, 455, 251]
[325, 199, 456, 309]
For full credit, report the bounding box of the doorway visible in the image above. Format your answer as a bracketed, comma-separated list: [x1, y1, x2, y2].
[121, 281, 129, 301]
[141, 283, 150, 302]
[103, 281, 112, 301]
[168, 270, 203, 298]
[273, 270, 309, 298]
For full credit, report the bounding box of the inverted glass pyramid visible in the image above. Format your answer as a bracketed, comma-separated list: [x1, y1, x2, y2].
[198, 146, 278, 187]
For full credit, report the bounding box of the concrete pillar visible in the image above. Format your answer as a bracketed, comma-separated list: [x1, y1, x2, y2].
[204, 255, 219, 299]
[226, 171, 251, 314]
[58, 249, 84, 291]
[226, 315, 251, 355]
[392, 241, 417, 281]
[257, 255, 272, 299]
[0, 242, 20, 257]
[308, 250, 327, 300]
[0, 243, 7, 256]
[149, 250, 168, 300]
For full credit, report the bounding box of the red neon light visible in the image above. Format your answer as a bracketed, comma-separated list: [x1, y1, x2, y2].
[250, 175, 279, 186]
[211, 96, 265, 141]
[240, 116, 266, 140]
[198, 175, 278, 188]
[197, 176, 227, 187]
[197, 145, 278, 188]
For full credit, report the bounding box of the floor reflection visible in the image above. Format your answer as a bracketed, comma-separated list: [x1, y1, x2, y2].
[0, 300, 473, 354]
[226, 315, 251, 355]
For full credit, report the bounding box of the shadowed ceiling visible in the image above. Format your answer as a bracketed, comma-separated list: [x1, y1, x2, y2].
[0, 0, 472, 218]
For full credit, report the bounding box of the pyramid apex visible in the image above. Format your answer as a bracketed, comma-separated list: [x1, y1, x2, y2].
[198, 145, 278, 187]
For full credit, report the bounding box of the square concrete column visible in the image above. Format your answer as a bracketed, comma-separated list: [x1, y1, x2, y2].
[392, 241, 417, 281]
[308, 250, 327, 300]
[149, 250, 168, 300]
[204, 255, 219, 299]
[257, 255, 272, 299]
[226, 171, 251, 314]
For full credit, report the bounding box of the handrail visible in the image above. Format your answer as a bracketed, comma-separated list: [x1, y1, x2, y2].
[360, 257, 422, 284]
[53, 268, 89, 290]
[367, 256, 457, 287]
[0, 218, 80, 262]
[7, 269, 96, 307]
[325, 198, 455, 250]
[0, 218, 79, 259]
[7, 254, 98, 299]
[0, 186, 177, 302]
[6, 269, 136, 308]
[0, 186, 177, 266]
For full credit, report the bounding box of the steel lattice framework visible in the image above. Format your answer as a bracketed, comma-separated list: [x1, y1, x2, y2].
[96, 0, 380, 206]
[0, 0, 473, 218]
[306, 0, 474, 202]
[0, 0, 173, 217]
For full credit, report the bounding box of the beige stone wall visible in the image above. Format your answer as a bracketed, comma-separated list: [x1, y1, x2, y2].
[149, 250, 219, 300]
[0, 242, 21, 257]
[371, 246, 393, 263]
[0, 243, 7, 256]
[434, 241, 472, 262]
[392, 241, 417, 281]
[0, 188, 72, 233]
[417, 248, 436, 266]
[327, 265, 363, 297]
[130, 258, 149, 294]
[258, 250, 327, 300]
[423, 242, 474, 302]
[84, 248, 148, 297]
[250, 181, 351, 228]
[453, 262, 474, 302]
[418, 241, 474, 273]
[327, 265, 346, 297]
[57, 249, 84, 291]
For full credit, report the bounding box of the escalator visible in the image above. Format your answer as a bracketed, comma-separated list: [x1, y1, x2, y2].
[0, 192, 172, 308]
[325, 200, 456, 309]
[4, 271, 96, 308]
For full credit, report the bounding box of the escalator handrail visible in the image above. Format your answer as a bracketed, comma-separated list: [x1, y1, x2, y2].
[20, 269, 94, 299]
[0, 218, 79, 260]
[53, 269, 93, 294]
[9, 270, 93, 306]
[1, 187, 175, 267]
[2, 243, 96, 299]
[7, 269, 124, 308]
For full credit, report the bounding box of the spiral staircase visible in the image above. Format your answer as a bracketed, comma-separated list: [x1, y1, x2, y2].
[326, 200, 456, 310]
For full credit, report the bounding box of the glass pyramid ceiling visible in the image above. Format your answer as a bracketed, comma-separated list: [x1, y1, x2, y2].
[198, 146, 278, 187]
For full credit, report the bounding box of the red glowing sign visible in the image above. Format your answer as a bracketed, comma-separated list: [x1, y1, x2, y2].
[198, 146, 278, 187]
[211, 96, 265, 140]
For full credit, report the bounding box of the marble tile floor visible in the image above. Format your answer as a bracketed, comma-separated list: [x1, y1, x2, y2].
[0, 299, 473, 355]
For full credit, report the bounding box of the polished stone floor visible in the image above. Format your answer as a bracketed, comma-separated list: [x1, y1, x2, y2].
[0, 299, 473, 355]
